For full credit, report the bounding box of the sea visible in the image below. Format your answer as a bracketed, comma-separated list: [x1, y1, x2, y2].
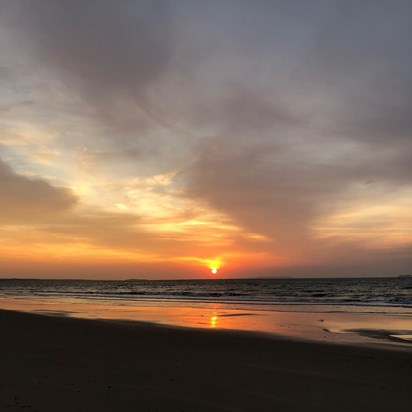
[1, 277, 412, 345]
[1, 277, 411, 310]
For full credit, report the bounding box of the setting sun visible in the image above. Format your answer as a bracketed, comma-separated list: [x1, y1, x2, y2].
[211, 268, 218, 274]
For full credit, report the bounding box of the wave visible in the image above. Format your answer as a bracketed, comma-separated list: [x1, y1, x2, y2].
[3, 289, 411, 310]
[1, 277, 411, 310]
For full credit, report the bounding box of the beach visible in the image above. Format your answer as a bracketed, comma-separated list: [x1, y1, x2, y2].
[2, 1, 412, 411]
[1, 308, 411, 412]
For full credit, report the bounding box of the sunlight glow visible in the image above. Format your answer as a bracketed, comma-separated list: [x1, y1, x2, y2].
[206, 258, 222, 271]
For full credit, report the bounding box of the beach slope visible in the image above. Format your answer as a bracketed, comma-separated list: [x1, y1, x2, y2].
[1, 309, 411, 411]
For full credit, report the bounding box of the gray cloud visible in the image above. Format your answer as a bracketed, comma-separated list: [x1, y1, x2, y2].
[6, 0, 175, 133]
[186, 137, 331, 248]
[180, 0, 412, 245]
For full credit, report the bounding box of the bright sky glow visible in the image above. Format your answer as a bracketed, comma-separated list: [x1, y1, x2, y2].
[0, 1, 411, 278]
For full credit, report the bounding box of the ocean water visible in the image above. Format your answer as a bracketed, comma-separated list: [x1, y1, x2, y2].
[1, 277, 411, 310]
[2, 277, 412, 346]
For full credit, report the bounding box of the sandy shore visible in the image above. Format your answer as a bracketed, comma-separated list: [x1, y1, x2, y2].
[1, 309, 411, 411]
[2, 296, 412, 348]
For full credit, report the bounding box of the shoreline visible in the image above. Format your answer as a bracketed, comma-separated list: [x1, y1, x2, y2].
[13, 307, 412, 352]
[1, 308, 412, 411]
[1, 295, 412, 350]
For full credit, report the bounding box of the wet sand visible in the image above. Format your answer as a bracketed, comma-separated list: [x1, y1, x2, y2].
[1, 309, 411, 411]
[2, 296, 412, 348]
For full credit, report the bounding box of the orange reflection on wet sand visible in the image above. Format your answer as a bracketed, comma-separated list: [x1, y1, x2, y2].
[0, 296, 411, 347]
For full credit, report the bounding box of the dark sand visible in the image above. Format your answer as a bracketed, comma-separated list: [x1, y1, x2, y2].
[1, 310, 411, 411]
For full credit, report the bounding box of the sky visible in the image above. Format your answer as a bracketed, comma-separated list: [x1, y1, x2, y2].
[0, 0, 411, 279]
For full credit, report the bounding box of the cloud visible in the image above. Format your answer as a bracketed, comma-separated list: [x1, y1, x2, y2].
[0, 157, 243, 264]
[0, 158, 77, 222]
[7, 0, 175, 133]
[300, 0, 412, 146]
[1, 1, 412, 276]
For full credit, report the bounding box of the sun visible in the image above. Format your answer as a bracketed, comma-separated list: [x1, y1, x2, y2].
[204, 258, 221, 275]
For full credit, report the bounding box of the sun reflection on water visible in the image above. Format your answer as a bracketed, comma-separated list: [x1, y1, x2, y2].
[210, 315, 218, 328]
